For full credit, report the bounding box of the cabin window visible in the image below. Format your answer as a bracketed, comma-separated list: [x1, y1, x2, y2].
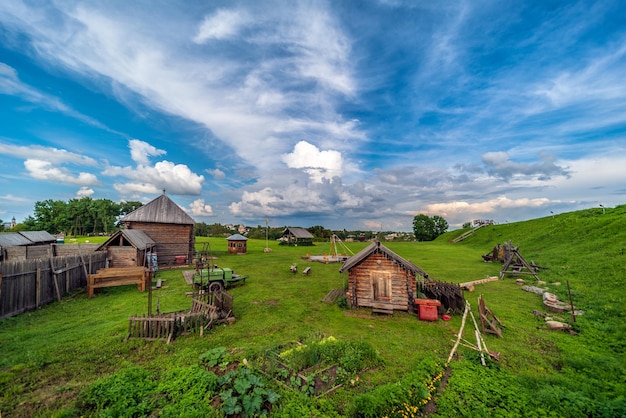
[372, 273, 392, 301]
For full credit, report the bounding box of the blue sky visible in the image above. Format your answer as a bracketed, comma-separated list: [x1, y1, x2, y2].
[1, 1, 625, 232]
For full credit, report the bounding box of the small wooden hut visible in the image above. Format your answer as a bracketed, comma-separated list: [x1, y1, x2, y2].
[280, 227, 314, 246]
[96, 229, 156, 268]
[339, 241, 430, 314]
[121, 193, 195, 265]
[226, 234, 248, 254]
[0, 231, 57, 261]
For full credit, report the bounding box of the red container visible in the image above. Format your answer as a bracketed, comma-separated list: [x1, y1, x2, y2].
[175, 256, 186, 264]
[418, 305, 438, 321]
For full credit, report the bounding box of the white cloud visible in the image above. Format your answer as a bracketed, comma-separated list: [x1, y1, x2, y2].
[24, 159, 99, 186]
[207, 168, 226, 180]
[281, 141, 343, 183]
[104, 140, 204, 196]
[129, 139, 166, 166]
[76, 187, 94, 198]
[194, 9, 250, 43]
[189, 199, 214, 216]
[0, 142, 97, 166]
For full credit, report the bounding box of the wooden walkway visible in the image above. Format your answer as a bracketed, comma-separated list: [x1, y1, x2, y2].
[451, 225, 485, 243]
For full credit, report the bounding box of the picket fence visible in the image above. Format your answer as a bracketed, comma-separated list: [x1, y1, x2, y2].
[0, 252, 107, 319]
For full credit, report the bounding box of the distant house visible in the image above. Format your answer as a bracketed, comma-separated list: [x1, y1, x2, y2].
[339, 241, 430, 314]
[280, 227, 314, 246]
[96, 229, 156, 268]
[121, 193, 195, 265]
[226, 234, 248, 254]
[0, 231, 57, 261]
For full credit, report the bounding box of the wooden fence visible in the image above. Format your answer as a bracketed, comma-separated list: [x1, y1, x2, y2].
[0, 252, 107, 320]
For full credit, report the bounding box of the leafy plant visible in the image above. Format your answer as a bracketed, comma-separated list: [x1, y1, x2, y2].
[199, 346, 231, 368]
[217, 367, 279, 417]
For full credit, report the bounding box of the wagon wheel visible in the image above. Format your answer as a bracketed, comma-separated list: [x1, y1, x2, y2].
[208, 281, 224, 293]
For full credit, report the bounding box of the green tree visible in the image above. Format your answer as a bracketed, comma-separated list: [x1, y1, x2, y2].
[307, 225, 331, 240]
[412, 214, 448, 241]
[432, 215, 449, 237]
[0, 219, 4, 232]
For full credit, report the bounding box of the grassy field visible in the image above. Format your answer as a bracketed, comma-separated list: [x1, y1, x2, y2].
[1, 206, 625, 417]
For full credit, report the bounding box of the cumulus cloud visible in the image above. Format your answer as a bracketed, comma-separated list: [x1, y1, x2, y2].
[104, 140, 204, 196]
[129, 139, 166, 166]
[281, 141, 343, 183]
[189, 199, 214, 216]
[24, 159, 99, 186]
[76, 186, 94, 198]
[482, 151, 569, 181]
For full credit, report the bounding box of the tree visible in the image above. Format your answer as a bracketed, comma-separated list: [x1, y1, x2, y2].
[432, 215, 449, 237]
[412, 214, 448, 241]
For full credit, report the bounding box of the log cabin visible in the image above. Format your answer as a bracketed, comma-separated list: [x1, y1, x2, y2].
[121, 193, 195, 265]
[339, 240, 430, 314]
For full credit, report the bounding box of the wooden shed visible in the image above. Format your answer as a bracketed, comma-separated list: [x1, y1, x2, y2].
[0, 231, 57, 261]
[339, 241, 430, 314]
[96, 229, 156, 268]
[121, 194, 195, 265]
[226, 234, 248, 254]
[280, 227, 314, 246]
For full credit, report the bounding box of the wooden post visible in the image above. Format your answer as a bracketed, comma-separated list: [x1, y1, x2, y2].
[447, 301, 470, 363]
[66, 262, 70, 293]
[49, 250, 61, 302]
[36, 267, 41, 308]
[78, 245, 89, 284]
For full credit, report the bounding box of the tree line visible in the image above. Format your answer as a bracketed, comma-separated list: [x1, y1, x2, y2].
[3, 199, 448, 242]
[5, 198, 143, 236]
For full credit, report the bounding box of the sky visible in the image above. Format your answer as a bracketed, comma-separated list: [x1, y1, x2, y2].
[1, 1, 625, 232]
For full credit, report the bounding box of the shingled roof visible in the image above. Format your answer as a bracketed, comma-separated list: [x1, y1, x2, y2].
[339, 240, 429, 278]
[121, 194, 194, 225]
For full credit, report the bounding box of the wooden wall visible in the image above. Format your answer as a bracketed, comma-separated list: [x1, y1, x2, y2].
[228, 241, 247, 254]
[0, 252, 107, 319]
[106, 246, 144, 268]
[347, 252, 417, 312]
[125, 222, 194, 265]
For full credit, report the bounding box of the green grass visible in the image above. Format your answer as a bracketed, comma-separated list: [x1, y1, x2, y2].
[1, 206, 626, 416]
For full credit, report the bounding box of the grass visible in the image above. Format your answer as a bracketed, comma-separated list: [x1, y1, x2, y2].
[1, 206, 626, 416]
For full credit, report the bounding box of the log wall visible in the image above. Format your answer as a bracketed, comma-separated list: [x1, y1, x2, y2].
[347, 253, 417, 311]
[125, 222, 194, 264]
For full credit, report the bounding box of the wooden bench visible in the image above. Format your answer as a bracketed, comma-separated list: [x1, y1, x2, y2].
[88, 266, 149, 298]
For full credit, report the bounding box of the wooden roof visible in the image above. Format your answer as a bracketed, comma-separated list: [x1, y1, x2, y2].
[339, 240, 429, 278]
[0, 231, 56, 247]
[121, 194, 195, 225]
[97, 229, 156, 251]
[226, 234, 248, 241]
[281, 227, 314, 239]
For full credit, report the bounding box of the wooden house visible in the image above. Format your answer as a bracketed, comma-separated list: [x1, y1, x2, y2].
[0, 231, 57, 261]
[280, 227, 314, 246]
[226, 234, 248, 254]
[121, 194, 195, 265]
[96, 229, 156, 268]
[339, 241, 430, 314]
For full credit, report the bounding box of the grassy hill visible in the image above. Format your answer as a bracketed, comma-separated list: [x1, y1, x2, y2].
[1, 205, 625, 417]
